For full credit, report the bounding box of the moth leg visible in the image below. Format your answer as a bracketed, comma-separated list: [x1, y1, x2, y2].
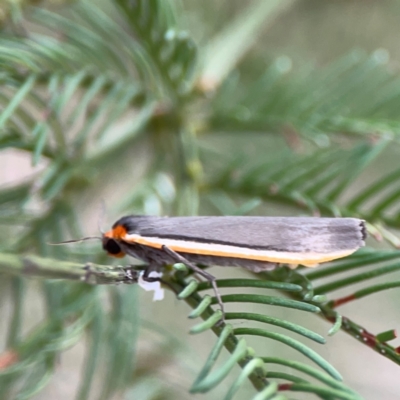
[161, 245, 225, 321]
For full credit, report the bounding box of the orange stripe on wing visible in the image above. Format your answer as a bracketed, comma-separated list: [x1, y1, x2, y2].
[122, 234, 355, 267]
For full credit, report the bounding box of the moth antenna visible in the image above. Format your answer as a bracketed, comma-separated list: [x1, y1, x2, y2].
[48, 237, 102, 245]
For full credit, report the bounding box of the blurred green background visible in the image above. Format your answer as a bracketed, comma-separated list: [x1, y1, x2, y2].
[1, 1, 400, 399]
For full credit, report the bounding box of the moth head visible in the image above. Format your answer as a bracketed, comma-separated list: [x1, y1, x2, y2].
[102, 237, 125, 258]
[102, 224, 127, 258]
[49, 219, 128, 258]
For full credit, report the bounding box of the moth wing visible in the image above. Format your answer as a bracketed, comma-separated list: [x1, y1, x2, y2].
[133, 216, 365, 254]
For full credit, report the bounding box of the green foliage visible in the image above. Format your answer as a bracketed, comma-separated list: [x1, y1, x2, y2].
[210, 50, 400, 139]
[0, 1, 400, 399]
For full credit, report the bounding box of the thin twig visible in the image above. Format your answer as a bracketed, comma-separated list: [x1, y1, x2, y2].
[318, 304, 400, 365]
[0, 253, 137, 285]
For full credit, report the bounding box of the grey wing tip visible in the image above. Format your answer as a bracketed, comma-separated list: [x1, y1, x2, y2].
[359, 220, 367, 242]
[334, 218, 366, 250]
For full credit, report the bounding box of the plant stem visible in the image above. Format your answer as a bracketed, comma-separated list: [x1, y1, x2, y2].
[257, 270, 400, 367]
[318, 303, 400, 365]
[0, 253, 134, 285]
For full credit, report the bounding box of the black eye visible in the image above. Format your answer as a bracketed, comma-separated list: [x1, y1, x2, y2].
[103, 238, 122, 255]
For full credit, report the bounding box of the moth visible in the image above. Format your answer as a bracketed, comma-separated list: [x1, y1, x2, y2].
[102, 216, 366, 314]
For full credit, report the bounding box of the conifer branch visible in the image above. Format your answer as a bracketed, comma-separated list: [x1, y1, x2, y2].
[0, 253, 136, 285]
